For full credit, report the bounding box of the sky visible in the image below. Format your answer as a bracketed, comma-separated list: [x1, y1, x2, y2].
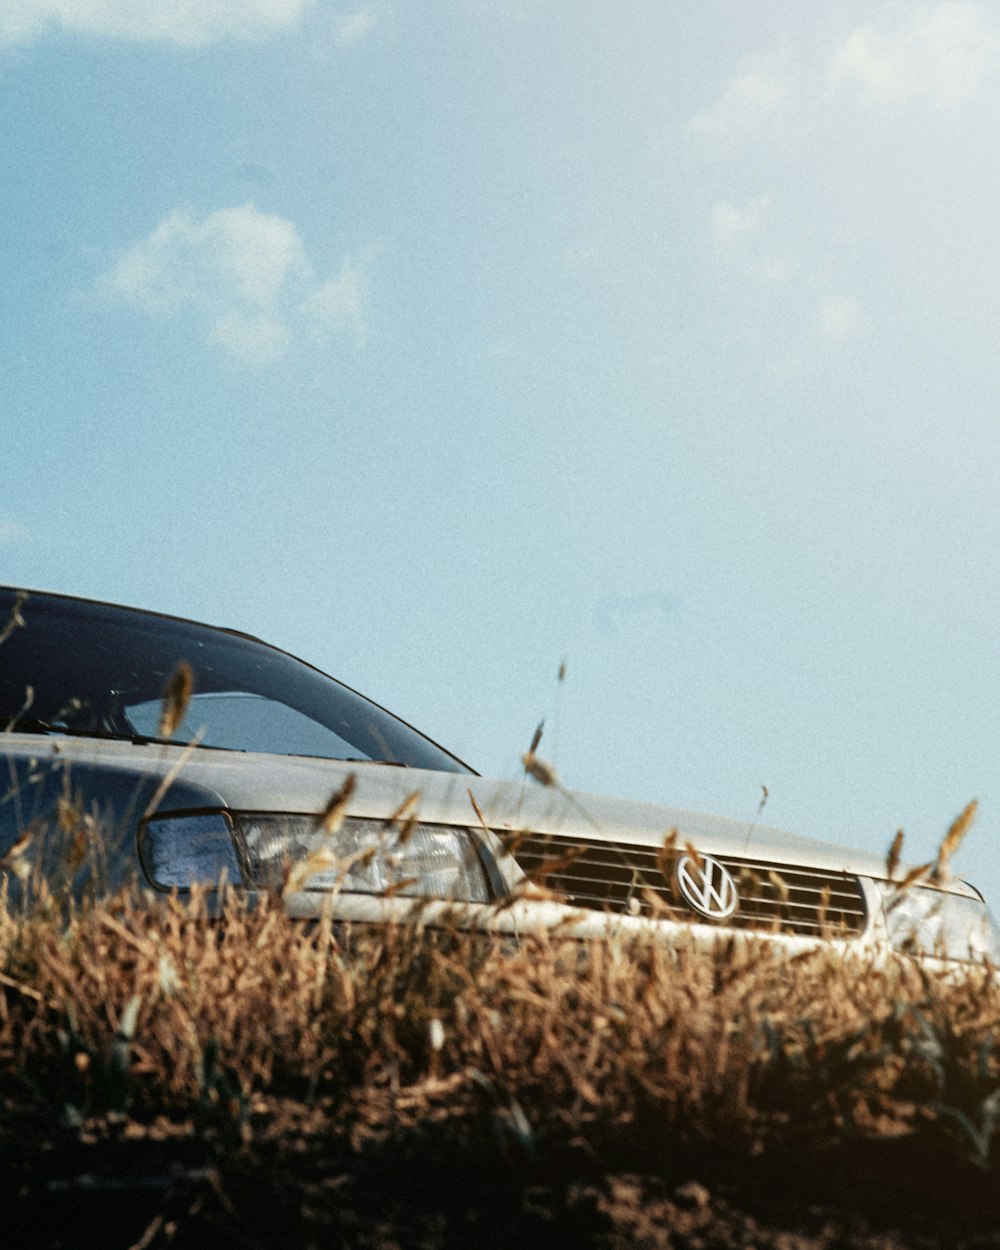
[4, 1, 1000, 905]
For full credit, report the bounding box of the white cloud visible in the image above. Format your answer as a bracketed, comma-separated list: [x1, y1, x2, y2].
[710, 194, 795, 285]
[99, 203, 367, 364]
[689, 4, 1000, 374]
[101, 205, 309, 316]
[692, 4, 998, 150]
[689, 58, 793, 143]
[0, 0, 315, 48]
[300, 259, 367, 344]
[210, 313, 293, 362]
[0, 519, 30, 546]
[816, 295, 864, 344]
[711, 194, 772, 248]
[335, 6, 377, 46]
[829, 3, 997, 108]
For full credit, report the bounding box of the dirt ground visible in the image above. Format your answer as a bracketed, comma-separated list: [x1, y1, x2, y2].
[2, 1105, 997, 1250]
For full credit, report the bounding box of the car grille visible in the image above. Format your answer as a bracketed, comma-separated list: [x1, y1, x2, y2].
[503, 832, 868, 938]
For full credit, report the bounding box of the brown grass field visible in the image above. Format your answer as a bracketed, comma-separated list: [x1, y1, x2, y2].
[0, 875, 999, 1249]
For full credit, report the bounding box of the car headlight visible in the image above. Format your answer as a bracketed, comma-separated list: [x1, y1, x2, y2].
[141, 811, 244, 890]
[876, 880, 1000, 964]
[236, 813, 491, 902]
[141, 811, 492, 902]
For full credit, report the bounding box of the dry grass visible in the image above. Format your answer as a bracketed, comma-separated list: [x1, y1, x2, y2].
[0, 883, 999, 1247]
[0, 885, 995, 1245]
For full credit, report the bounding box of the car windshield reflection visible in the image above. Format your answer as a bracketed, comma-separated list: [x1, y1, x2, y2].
[0, 589, 470, 773]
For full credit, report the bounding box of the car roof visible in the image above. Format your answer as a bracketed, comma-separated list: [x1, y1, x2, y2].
[0, 584, 261, 645]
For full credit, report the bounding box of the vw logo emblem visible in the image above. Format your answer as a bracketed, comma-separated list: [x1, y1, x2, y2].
[674, 852, 738, 921]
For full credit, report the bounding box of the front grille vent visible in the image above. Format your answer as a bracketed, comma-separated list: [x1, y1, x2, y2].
[503, 832, 867, 938]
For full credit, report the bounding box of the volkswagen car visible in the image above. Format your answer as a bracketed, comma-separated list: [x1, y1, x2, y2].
[0, 586, 997, 967]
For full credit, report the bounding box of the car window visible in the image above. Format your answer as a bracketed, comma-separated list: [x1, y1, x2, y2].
[0, 589, 471, 773]
[126, 691, 362, 759]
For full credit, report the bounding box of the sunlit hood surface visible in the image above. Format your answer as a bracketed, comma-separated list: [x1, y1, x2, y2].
[15, 734, 910, 887]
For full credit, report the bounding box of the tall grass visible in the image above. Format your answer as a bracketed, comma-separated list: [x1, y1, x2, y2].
[0, 861, 999, 1244]
[1, 883, 998, 1162]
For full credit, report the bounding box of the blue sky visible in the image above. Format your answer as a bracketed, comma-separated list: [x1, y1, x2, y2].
[4, 1, 1000, 904]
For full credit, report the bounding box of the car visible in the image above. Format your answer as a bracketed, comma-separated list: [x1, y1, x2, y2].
[0, 585, 998, 967]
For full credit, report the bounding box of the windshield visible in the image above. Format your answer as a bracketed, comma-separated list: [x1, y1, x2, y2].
[0, 589, 470, 774]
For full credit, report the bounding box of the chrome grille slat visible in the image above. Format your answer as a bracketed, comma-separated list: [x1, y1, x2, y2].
[528, 862, 864, 907]
[506, 833, 867, 937]
[550, 864, 861, 903]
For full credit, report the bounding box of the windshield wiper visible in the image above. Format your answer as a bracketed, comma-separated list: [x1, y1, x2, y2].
[339, 757, 409, 767]
[2, 717, 64, 736]
[0, 720, 226, 750]
[2, 721, 413, 764]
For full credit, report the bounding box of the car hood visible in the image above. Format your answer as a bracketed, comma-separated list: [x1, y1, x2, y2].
[25, 736, 898, 882]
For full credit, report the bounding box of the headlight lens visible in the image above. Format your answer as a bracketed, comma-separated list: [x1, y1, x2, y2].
[877, 881, 1000, 964]
[141, 812, 243, 889]
[236, 814, 491, 902]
